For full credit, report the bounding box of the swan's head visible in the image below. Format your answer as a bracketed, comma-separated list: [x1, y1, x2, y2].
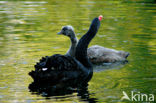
[57, 25, 75, 38]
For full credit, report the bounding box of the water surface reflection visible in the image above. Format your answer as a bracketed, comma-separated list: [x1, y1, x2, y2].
[29, 81, 98, 103]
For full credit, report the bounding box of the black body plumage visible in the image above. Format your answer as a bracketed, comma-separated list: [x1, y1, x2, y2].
[29, 55, 88, 87]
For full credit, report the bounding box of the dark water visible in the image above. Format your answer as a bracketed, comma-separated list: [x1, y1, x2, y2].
[0, 0, 156, 103]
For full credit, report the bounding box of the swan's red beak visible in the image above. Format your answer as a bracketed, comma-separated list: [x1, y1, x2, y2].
[98, 15, 103, 21]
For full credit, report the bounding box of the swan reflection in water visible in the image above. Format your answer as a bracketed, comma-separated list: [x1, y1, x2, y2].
[28, 79, 98, 103]
[93, 60, 128, 72]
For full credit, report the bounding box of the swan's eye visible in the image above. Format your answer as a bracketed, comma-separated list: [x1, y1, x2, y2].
[63, 27, 68, 31]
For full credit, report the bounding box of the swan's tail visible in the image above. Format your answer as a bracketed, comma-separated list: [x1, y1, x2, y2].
[34, 56, 49, 70]
[29, 56, 50, 81]
[119, 51, 130, 58]
[125, 52, 130, 58]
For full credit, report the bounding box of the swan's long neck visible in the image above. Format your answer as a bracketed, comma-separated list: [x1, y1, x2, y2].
[66, 32, 78, 57]
[75, 18, 100, 68]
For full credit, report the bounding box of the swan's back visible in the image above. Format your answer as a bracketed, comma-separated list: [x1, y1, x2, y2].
[29, 54, 89, 86]
[87, 45, 129, 63]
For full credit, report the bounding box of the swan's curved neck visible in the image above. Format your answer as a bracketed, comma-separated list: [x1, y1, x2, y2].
[65, 31, 78, 57]
[75, 18, 100, 68]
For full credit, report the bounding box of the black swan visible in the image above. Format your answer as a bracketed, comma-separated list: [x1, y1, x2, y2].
[29, 16, 102, 89]
[58, 26, 129, 63]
